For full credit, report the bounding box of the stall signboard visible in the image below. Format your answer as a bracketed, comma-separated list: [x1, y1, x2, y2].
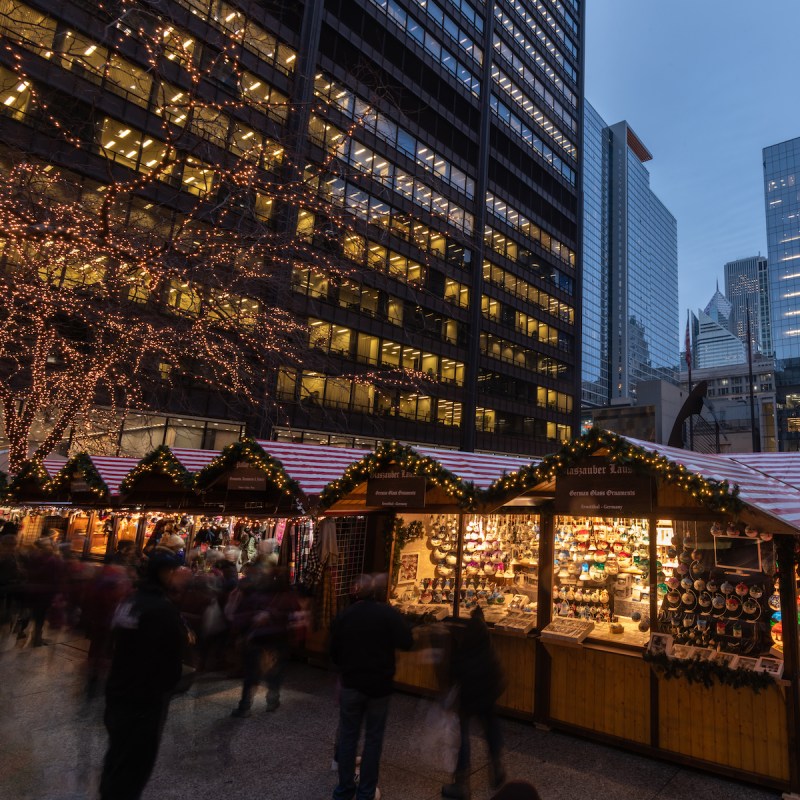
[555, 459, 654, 515]
[227, 463, 267, 491]
[366, 472, 426, 508]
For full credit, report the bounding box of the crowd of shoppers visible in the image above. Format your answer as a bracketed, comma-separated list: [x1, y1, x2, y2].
[0, 522, 539, 800]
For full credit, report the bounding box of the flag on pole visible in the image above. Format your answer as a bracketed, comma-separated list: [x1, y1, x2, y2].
[685, 314, 692, 369]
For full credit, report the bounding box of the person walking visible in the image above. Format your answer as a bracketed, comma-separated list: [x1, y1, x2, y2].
[442, 606, 506, 799]
[330, 573, 413, 800]
[98, 549, 189, 800]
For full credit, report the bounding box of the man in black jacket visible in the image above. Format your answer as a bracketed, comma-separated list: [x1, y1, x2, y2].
[330, 574, 412, 800]
[99, 550, 188, 800]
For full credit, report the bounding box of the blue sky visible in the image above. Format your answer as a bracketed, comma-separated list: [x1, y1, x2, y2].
[584, 0, 800, 328]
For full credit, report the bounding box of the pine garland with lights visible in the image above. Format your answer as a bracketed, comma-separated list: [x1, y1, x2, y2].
[6, 458, 53, 499]
[119, 445, 193, 493]
[192, 437, 301, 497]
[485, 427, 742, 514]
[46, 452, 110, 499]
[643, 650, 775, 692]
[318, 440, 475, 511]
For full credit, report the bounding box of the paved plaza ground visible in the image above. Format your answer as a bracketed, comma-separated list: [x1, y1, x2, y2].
[0, 630, 784, 800]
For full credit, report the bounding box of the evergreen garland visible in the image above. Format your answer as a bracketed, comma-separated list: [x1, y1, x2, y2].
[119, 445, 193, 493]
[46, 452, 109, 499]
[643, 650, 775, 692]
[319, 440, 475, 511]
[486, 427, 742, 514]
[7, 458, 51, 498]
[192, 437, 301, 497]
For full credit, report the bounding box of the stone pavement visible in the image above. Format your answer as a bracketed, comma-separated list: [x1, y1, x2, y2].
[0, 630, 783, 800]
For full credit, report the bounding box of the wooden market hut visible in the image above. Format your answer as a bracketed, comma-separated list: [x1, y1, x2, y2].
[474, 428, 800, 792]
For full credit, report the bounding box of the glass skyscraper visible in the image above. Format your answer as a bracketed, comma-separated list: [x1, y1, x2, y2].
[724, 255, 770, 354]
[764, 137, 800, 449]
[582, 101, 679, 407]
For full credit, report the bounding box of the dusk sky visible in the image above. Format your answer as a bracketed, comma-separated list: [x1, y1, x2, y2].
[585, 0, 800, 339]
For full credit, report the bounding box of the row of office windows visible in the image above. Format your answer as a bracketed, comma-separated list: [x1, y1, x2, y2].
[408, 0, 483, 66]
[0, 1, 295, 110]
[491, 64, 576, 161]
[370, 0, 481, 96]
[313, 74, 475, 198]
[276, 369, 463, 426]
[485, 196, 575, 268]
[276, 368, 572, 440]
[498, 0, 577, 83]
[482, 296, 568, 350]
[489, 95, 576, 185]
[292, 266, 464, 347]
[481, 332, 570, 379]
[306, 320, 466, 385]
[482, 259, 574, 324]
[492, 34, 576, 136]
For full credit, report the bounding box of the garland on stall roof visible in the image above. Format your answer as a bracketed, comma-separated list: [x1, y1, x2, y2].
[192, 437, 301, 497]
[46, 453, 109, 499]
[643, 650, 775, 692]
[119, 446, 193, 493]
[6, 458, 51, 498]
[386, 514, 425, 589]
[318, 440, 476, 511]
[485, 427, 742, 514]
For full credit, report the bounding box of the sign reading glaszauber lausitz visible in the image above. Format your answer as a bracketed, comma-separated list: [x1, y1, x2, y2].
[555, 461, 653, 515]
[366, 472, 426, 508]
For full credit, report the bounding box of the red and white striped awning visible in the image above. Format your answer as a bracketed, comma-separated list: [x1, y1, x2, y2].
[723, 452, 800, 492]
[624, 437, 800, 529]
[0, 450, 66, 478]
[169, 448, 220, 474]
[88, 456, 140, 497]
[257, 441, 369, 497]
[43, 455, 68, 478]
[412, 447, 534, 489]
[256, 440, 537, 497]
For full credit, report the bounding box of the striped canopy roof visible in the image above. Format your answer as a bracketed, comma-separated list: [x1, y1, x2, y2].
[723, 452, 800, 492]
[256, 440, 536, 497]
[623, 437, 800, 529]
[169, 448, 220, 473]
[86, 456, 140, 496]
[0, 450, 66, 479]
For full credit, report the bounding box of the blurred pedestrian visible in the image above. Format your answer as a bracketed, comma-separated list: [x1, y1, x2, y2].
[0, 533, 21, 632]
[231, 565, 301, 716]
[441, 606, 506, 799]
[99, 549, 188, 800]
[330, 573, 412, 800]
[17, 532, 65, 646]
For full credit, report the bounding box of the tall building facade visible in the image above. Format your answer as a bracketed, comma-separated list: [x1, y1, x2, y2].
[764, 137, 800, 449]
[581, 101, 678, 408]
[0, 0, 584, 457]
[690, 308, 745, 370]
[724, 255, 770, 354]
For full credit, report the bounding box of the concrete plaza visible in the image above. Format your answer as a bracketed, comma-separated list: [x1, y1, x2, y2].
[0, 631, 783, 800]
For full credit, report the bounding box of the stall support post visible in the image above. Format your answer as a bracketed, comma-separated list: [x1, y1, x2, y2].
[647, 513, 661, 750]
[81, 513, 95, 561]
[777, 535, 800, 792]
[533, 508, 554, 724]
[134, 514, 147, 554]
[452, 512, 465, 620]
[104, 515, 121, 562]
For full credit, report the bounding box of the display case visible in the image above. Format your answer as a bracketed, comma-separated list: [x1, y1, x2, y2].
[552, 515, 652, 646]
[389, 512, 540, 627]
[652, 519, 777, 661]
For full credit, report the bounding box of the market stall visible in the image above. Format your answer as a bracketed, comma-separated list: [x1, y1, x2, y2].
[483, 429, 800, 791]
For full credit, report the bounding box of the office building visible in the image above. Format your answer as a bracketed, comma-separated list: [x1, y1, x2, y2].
[690, 308, 745, 370]
[0, 0, 584, 458]
[582, 101, 679, 407]
[724, 256, 770, 354]
[764, 137, 800, 449]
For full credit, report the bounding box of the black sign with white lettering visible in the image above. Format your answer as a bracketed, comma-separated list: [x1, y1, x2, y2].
[227, 466, 267, 491]
[366, 474, 426, 508]
[555, 461, 653, 515]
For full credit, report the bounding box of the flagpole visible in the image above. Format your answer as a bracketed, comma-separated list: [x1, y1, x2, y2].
[746, 300, 759, 452]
